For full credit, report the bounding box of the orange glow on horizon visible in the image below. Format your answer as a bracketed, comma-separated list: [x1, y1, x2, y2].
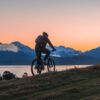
[0, 32, 99, 52]
[0, 0, 100, 52]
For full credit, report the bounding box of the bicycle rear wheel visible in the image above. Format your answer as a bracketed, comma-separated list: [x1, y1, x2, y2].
[31, 59, 44, 75]
[47, 58, 55, 72]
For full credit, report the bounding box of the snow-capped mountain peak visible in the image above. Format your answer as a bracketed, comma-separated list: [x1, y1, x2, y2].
[11, 41, 34, 53]
[0, 43, 19, 52]
[46, 46, 81, 57]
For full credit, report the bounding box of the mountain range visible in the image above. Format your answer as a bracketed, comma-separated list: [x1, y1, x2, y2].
[0, 41, 100, 65]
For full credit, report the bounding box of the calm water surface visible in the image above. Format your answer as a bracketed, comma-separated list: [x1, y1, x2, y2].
[0, 65, 92, 78]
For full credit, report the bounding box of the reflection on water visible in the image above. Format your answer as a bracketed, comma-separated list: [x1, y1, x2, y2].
[0, 65, 91, 78]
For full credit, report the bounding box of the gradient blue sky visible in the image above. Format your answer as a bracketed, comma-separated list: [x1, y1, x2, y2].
[0, 0, 100, 51]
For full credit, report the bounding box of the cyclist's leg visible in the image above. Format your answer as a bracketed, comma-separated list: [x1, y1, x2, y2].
[35, 49, 42, 66]
[35, 47, 41, 59]
[42, 48, 50, 61]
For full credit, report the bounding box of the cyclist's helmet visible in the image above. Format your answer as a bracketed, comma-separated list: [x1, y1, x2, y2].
[42, 32, 48, 37]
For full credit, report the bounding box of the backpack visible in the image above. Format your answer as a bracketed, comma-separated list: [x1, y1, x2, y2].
[35, 35, 44, 44]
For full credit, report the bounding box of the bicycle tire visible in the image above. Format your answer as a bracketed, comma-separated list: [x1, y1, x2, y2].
[47, 58, 55, 72]
[31, 59, 43, 75]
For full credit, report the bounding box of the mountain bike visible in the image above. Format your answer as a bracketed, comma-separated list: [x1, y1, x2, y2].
[31, 53, 55, 75]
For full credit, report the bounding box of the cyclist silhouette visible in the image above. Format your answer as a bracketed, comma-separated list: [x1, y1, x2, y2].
[35, 32, 56, 64]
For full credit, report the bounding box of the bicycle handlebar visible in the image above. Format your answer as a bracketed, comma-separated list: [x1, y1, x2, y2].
[51, 48, 56, 52]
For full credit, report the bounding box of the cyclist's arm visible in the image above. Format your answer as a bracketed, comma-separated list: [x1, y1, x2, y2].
[47, 38, 55, 50]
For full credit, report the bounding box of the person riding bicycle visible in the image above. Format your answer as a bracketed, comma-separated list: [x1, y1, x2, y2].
[35, 32, 56, 67]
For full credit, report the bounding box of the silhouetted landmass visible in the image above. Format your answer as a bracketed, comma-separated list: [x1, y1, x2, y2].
[0, 52, 100, 65]
[53, 56, 100, 65]
[0, 51, 32, 65]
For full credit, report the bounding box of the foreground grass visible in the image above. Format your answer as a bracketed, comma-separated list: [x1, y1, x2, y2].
[0, 65, 100, 100]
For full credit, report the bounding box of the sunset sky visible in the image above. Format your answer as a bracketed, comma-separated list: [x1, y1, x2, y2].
[0, 0, 100, 51]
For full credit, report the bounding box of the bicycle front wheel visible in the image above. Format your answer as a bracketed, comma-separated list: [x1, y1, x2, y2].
[47, 58, 55, 72]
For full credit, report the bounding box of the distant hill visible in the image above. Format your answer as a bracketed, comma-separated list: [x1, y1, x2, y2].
[83, 47, 100, 58]
[12, 41, 35, 59]
[0, 42, 35, 65]
[0, 51, 31, 65]
[49, 46, 81, 57]
[0, 41, 100, 65]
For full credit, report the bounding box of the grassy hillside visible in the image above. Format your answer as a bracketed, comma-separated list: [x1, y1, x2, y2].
[0, 65, 100, 100]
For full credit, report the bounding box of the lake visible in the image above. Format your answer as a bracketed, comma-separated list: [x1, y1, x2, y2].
[0, 65, 92, 78]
